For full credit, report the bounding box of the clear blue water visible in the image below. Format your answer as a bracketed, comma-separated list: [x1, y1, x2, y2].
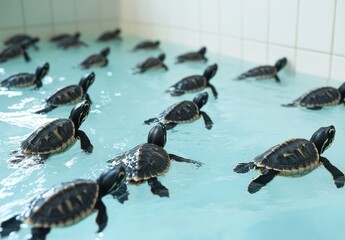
[0, 36, 344, 240]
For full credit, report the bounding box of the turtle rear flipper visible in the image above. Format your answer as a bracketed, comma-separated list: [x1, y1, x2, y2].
[169, 153, 203, 167]
[248, 169, 278, 194]
[320, 157, 345, 188]
[148, 177, 169, 197]
[35, 105, 57, 114]
[0, 214, 22, 237]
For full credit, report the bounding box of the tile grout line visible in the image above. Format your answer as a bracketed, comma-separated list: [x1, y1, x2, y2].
[328, 0, 338, 81]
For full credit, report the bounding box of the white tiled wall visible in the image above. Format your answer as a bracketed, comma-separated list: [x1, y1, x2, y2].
[0, 0, 344, 81]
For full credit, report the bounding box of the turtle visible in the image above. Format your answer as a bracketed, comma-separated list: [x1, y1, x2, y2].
[144, 92, 213, 130]
[175, 47, 207, 63]
[0, 62, 49, 89]
[57, 32, 88, 49]
[0, 164, 126, 240]
[234, 57, 287, 82]
[97, 28, 122, 42]
[79, 47, 110, 69]
[166, 64, 218, 98]
[4, 34, 40, 50]
[132, 40, 160, 51]
[11, 100, 93, 163]
[35, 72, 95, 114]
[108, 123, 202, 200]
[0, 43, 31, 63]
[50, 32, 79, 43]
[281, 82, 345, 110]
[233, 125, 345, 194]
[133, 53, 168, 74]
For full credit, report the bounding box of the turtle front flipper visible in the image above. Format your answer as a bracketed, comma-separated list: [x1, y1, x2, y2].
[147, 177, 169, 197]
[233, 162, 255, 173]
[76, 130, 93, 153]
[200, 111, 213, 130]
[95, 200, 108, 233]
[207, 83, 218, 99]
[248, 169, 278, 194]
[274, 75, 281, 83]
[111, 183, 129, 204]
[144, 117, 158, 125]
[35, 105, 57, 114]
[0, 214, 22, 237]
[23, 49, 31, 62]
[169, 153, 203, 167]
[31, 227, 51, 240]
[320, 157, 345, 188]
[85, 93, 92, 104]
[162, 64, 169, 71]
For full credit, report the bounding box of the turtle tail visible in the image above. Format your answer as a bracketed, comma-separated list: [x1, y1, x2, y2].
[233, 162, 255, 173]
[0, 214, 22, 237]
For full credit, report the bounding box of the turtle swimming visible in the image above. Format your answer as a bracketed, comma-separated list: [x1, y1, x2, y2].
[57, 32, 88, 49]
[132, 40, 160, 51]
[50, 32, 79, 43]
[281, 82, 345, 110]
[0, 43, 31, 63]
[109, 123, 202, 200]
[11, 100, 93, 163]
[79, 48, 110, 69]
[166, 64, 218, 98]
[1, 62, 49, 89]
[133, 53, 168, 74]
[97, 28, 122, 42]
[4, 34, 40, 50]
[35, 72, 95, 114]
[234, 57, 287, 82]
[0, 165, 126, 240]
[144, 92, 213, 130]
[233, 125, 345, 194]
[175, 47, 207, 63]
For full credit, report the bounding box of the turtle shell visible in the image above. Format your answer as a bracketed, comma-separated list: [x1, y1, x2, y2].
[293, 87, 341, 108]
[22, 179, 98, 228]
[0, 45, 23, 60]
[21, 118, 76, 155]
[160, 101, 200, 123]
[4, 34, 31, 45]
[244, 66, 277, 79]
[112, 143, 170, 183]
[1, 73, 36, 88]
[169, 75, 206, 93]
[254, 138, 321, 177]
[46, 85, 84, 106]
[138, 57, 162, 71]
[177, 52, 203, 62]
[81, 54, 106, 68]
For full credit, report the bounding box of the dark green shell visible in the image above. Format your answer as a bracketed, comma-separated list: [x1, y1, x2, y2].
[81, 54, 106, 68]
[1, 73, 36, 88]
[169, 75, 206, 93]
[22, 179, 98, 228]
[112, 143, 170, 183]
[293, 87, 341, 108]
[46, 85, 84, 106]
[254, 138, 320, 176]
[138, 57, 162, 71]
[159, 101, 200, 123]
[177, 52, 204, 62]
[21, 119, 76, 155]
[243, 66, 277, 79]
[0, 45, 23, 60]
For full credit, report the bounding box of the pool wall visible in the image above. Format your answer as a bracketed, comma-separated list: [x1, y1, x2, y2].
[0, 0, 344, 81]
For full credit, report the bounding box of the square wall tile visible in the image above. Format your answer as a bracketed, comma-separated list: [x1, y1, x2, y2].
[268, 45, 296, 71]
[166, 0, 183, 28]
[297, 0, 335, 52]
[100, 20, 120, 32]
[78, 22, 101, 35]
[219, 0, 242, 38]
[53, 24, 78, 36]
[242, 40, 268, 63]
[331, 55, 345, 81]
[26, 26, 54, 41]
[220, 36, 242, 59]
[51, 0, 76, 24]
[165, 28, 184, 45]
[75, 0, 100, 22]
[269, 0, 298, 47]
[200, 0, 219, 34]
[150, 0, 167, 25]
[333, 0, 345, 56]
[183, 29, 201, 48]
[181, 0, 200, 31]
[23, 0, 53, 26]
[295, 49, 331, 77]
[243, 0, 269, 42]
[120, 21, 138, 35]
[136, 0, 151, 23]
[200, 33, 219, 54]
[0, 0, 24, 28]
[100, 0, 121, 20]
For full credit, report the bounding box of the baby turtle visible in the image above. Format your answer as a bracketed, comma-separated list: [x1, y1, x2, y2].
[0, 165, 126, 240]
[79, 47, 110, 69]
[132, 40, 160, 51]
[234, 125, 345, 194]
[35, 72, 95, 114]
[166, 64, 218, 98]
[57, 32, 88, 49]
[1, 62, 49, 89]
[0, 43, 31, 63]
[144, 92, 213, 130]
[133, 53, 168, 74]
[97, 28, 122, 42]
[4, 34, 40, 50]
[175, 47, 207, 63]
[50, 32, 79, 42]
[12, 100, 93, 163]
[234, 57, 287, 82]
[282, 82, 345, 110]
[109, 123, 202, 199]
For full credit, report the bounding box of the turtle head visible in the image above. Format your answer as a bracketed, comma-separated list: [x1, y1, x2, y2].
[115, 28, 121, 34]
[35, 62, 50, 81]
[158, 53, 165, 61]
[203, 64, 218, 80]
[198, 46, 207, 55]
[154, 40, 160, 46]
[97, 165, 127, 197]
[79, 72, 95, 92]
[310, 125, 335, 154]
[274, 57, 287, 71]
[100, 47, 110, 57]
[74, 32, 81, 39]
[147, 122, 167, 148]
[193, 92, 209, 109]
[69, 100, 91, 129]
[338, 82, 345, 99]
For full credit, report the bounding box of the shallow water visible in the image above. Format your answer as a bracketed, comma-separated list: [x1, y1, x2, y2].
[0, 36, 344, 240]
